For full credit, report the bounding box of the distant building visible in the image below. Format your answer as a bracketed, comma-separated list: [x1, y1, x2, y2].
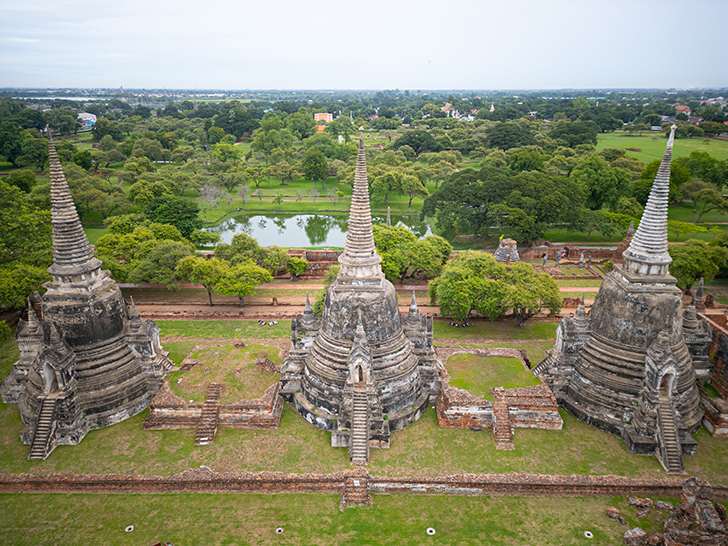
[77, 112, 97, 128]
[314, 112, 333, 123]
[675, 105, 691, 116]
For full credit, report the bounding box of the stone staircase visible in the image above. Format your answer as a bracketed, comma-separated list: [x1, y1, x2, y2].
[492, 396, 514, 451]
[350, 391, 369, 465]
[29, 397, 57, 460]
[658, 399, 684, 473]
[194, 383, 221, 447]
[341, 475, 371, 507]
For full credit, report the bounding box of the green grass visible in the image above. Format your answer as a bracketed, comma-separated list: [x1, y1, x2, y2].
[168, 344, 280, 404]
[597, 131, 728, 163]
[446, 355, 540, 400]
[0, 331, 19, 381]
[554, 278, 604, 288]
[83, 227, 109, 245]
[0, 492, 690, 546]
[163, 340, 200, 365]
[157, 319, 290, 339]
[433, 320, 557, 340]
[668, 201, 728, 225]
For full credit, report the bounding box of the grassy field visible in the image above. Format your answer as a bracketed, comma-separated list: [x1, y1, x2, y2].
[0, 492, 697, 546]
[597, 131, 728, 163]
[168, 344, 281, 403]
[446, 354, 540, 399]
[432, 320, 557, 340]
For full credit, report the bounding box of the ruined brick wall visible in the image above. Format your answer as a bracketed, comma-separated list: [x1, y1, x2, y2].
[503, 385, 562, 430]
[218, 384, 283, 429]
[4, 470, 726, 499]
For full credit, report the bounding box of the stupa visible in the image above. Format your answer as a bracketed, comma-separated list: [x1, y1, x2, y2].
[279, 130, 440, 465]
[0, 131, 172, 460]
[534, 126, 705, 473]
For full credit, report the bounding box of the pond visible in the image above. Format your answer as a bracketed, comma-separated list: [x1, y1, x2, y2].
[207, 213, 432, 247]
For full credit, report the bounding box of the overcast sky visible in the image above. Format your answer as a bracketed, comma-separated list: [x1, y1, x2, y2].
[1, 0, 726, 90]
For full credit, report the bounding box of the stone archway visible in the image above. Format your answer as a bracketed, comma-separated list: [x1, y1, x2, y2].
[659, 373, 674, 401]
[355, 364, 366, 390]
[42, 362, 59, 395]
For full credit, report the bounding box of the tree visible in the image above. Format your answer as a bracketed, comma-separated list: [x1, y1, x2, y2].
[668, 239, 728, 294]
[0, 320, 10, 340]
[667, 221, 707, 242]
[429, 251, 560, 325]
[286, 257, 308, 281]
[675, 151, 727, 188]
[548, 121, 599, 147]
[189, 230, 221, 247]
[393, 130, 442, 157]
[0, 263, 51, 311]
[145, 196, 202, 238]
[508, 150, 546, 172]
[401, 174, 428, 208]
[571, 155, 630, 210]
[73, 150, 93, 171]
[301, 149, 328, 192]
[6, 169, 36, 193]
[17, 136, 49, 171]
[693, 186, 728, 223]
[0, 121, 23, 167]
[372, 170, 403, 205]
[326, 116, 355, 143]
[210, 142, 241, 163]
[216, 260, 272, 307]
[128, 241, 195, 291]
[314, 264, 340, 316]
[175, 256, 229, 306]
[47, 109, 81, 136]
[486, 123, 536, 150]
[570, 209, 617, 241]
[284, 110, 316, 141]
[373, 225, 452, 282]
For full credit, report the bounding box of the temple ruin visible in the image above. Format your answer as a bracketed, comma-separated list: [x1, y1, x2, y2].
[279, 130, 441, 465]
[534, 126, 710, 473]
[0, 132, 172, 460]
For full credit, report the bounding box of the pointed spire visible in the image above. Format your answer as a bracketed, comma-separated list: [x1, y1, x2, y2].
[337, 128, 382, 281]
[683, 295, 699, 332]
[622, 125, 676, 278]
[128, 296, 143, 330]
[47, 128, 102, 278]
[573, 292, 589, 330]
[407, 289, 420, 326]
[386, 206, 391, 227]
[696, 277, 704, 299]
[301, 291, 315, 329]
[627, 219, 635, 237]
[26, 298, 41, 332]
[49, 321, 63, 347]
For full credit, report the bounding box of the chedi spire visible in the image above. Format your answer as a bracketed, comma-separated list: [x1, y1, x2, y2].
[47, 128, 102, 280]
[621, 125, 676, 279]
[337, 128, 382, 281]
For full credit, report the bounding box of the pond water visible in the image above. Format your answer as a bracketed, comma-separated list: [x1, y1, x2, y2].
[207, 213, 432, 247]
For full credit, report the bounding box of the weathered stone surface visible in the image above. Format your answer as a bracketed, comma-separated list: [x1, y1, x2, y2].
[535, 127, 703, 472]
[655, 501, 674, 511]
[0, 133, 170, 460]
[624, 527, 648, 545]
[279, 131, 440, 463]
[607, 507, 621, 519]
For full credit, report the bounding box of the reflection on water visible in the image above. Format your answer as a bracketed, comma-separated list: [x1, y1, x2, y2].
[207, 213, 431, 247]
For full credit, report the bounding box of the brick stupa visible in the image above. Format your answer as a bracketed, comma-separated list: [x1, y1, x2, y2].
[279, 130, 440, 465]
[534, 126, 707, 473]
[0, 131, 172, 460]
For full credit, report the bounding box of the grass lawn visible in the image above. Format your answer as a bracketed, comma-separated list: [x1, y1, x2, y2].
[158, 319, 290, 339]
[0, 492, 695, 546]
[433, 320, 557, 340]
[84, 227, 108, 245]
[554, 278, 604, 288]
[597, 131, 728, 163]
[446, 354, 540, 399]
[168, 344, 281, 404]
[668, 201, 728, 225]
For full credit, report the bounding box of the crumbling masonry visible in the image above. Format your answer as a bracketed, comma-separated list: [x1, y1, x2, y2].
[0, 132, 172, 460]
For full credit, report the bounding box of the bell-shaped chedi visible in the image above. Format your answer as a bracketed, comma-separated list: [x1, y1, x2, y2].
[0, 130, 172, 460]
[279, 130, 440, 464]
[536, 126, 704, 472]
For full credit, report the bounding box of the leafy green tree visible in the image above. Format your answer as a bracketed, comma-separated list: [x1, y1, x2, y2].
[693, 186, 728, 223]
[128, 241, 195, 291]
[675, 151, 727, 188]
[145, 196, 202, 238]
[429, 251, 560, 325]
[284, 110, 316, 141]
[210, 142, 241, 163]
[6, 169, 36, 193]
[216, 260, 273, 307]
[47, 109, 81, 136]
[508, 150, 546, 172]
[667, 221, 707, 241]
[286, 257, 308, 281]
[372, 170, 403, 205]
[73, 150, 93, 170]
[614, 196, 643, 217]
[0, 320, 10, 340]
[0, 179, 52, 268]
[548, 121, 599, 147]
[669, 239, 728, 294]
[0, 121, 23, 167]
[486, 123, 536, 150]
[571, 155, 630, 210]
[0, 264, 51, 311]
[570, 209, 617, 241]
[401, 174, 428, 208]
[18, 136, 49, 170]
[175, 256, 229, 306]
[393, 130, 442, 158]
[207, 126, 225, 145]
[189, 230, 221, 246]
[302, 149, 328, 192]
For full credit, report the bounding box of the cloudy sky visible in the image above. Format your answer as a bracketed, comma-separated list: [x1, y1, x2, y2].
[1, 0, 726, 90]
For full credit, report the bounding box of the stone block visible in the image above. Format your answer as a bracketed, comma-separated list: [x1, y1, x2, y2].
[624, 527, 648, 545]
